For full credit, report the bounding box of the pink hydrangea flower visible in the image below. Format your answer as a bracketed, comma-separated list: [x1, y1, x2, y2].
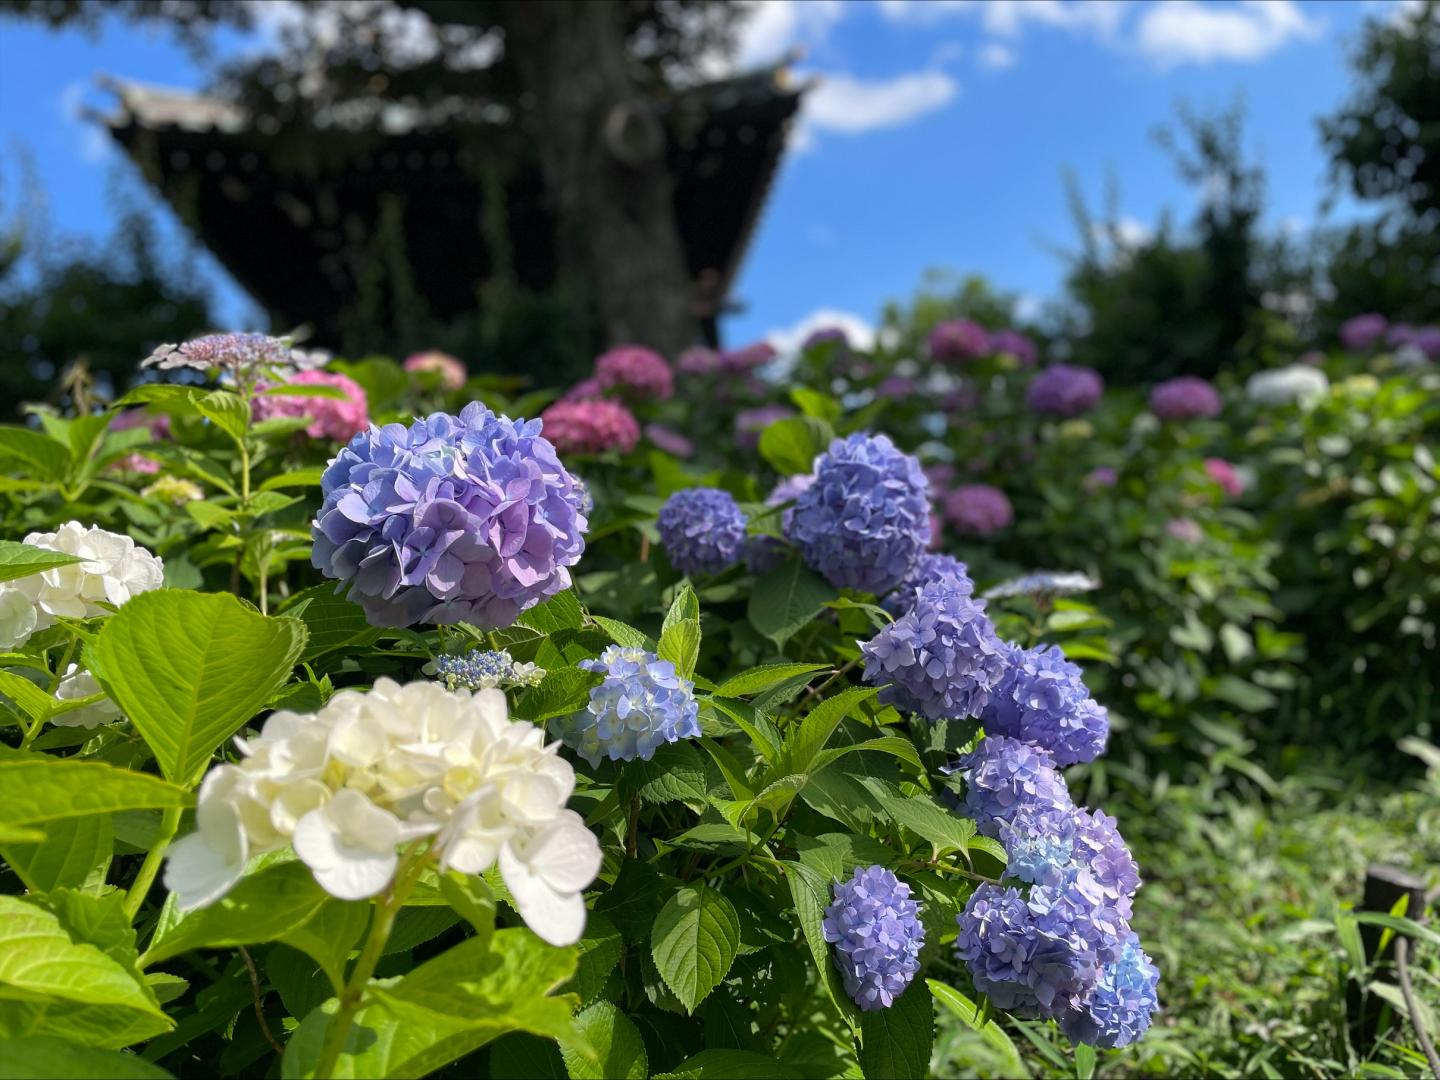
[563, 377, 607, 402]
[676, 347, 723, 375]
[645, 424, 694, 459]
[1166, 518, 1202, 543]
[928, 319, 989, 363]
[943, 484, 1013, 537]
[254, 370, 370, 443]
[404, 351, 467, 390]
[111, 453, 162, 475]
[1202, 458, 1244, 497]
[720, 342, 778, 374]
[595, 346, 674, 401]
[540, 399, 640, 454]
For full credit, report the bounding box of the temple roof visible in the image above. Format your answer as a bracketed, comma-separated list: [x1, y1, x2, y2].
[97, 68, 805, 345]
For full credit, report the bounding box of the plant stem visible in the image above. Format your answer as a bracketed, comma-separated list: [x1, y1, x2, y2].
[800, 656, 861, 706]
[21, 637, 79, 750]
[124, 805, 183, 919]
[313, 851, 425, 1079]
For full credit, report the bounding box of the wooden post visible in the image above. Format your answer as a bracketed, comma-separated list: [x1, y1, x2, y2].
[1347, 864, 1428, 1052]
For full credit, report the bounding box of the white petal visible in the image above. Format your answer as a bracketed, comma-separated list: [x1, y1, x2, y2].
[526, 818, 602, 894]
[499, 842, 587, 946]
[164, 802, 247, 911]
[311, 847, 398, 901]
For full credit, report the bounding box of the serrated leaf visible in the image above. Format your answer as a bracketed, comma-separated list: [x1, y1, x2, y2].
[624, 741, 709, 805]
[650, 885, 740, 1013]
[559, 911, 622, 1007]
[280, 584, 381, 660]
[91, 590, 307, 785]
[513, 667, 603, 722]
[0, 747, 191, 827]
[517, 590, 584, 634]
[2, 813, 111, 893]
[812, 735, 923, 776]
[747, 559, 833, 648]
[661, 581, 700, 637]
[0, 539, 84, 584]
[194, 389, 250, 444]
[0, 1036, 174, 1078]
[859, 979, 932, 1079]
[857, 777, 975, 856]
[757, 416, 832, 477]
[778, 685, 878, 777]
[658, 618, 701, 681]
[713, 663, 829, 699]
[260, 467, 325, 491]
[0, 669, 57, 723]
[563, 1001, 647, 1080]
[278, 898, 371, 994]
[781, 862, 860, 1029]
[0, 426, 71, 481]
[591, 616, 652, 651]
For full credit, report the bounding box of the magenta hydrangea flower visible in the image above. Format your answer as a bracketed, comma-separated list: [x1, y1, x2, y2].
[1339, 313, 1387, 352]
[943, 484, 1013, 538]
[676, 346, 723, 375]
[1202, 458, 1244, 497]
[734, 404, 794, 450]
[1028, 364, 1103, 417]
[539, 399, 640, 455]
[644, 424, 694, 459]
[928, 319, 989, 362]
[1149, 377, 1221, 421]
[989, 328, 1040, 367]
[595, 345, 674, 401]
[254, 370, 370, 443]
[404, 350, 467, 390]
[720, 342, 778, 373]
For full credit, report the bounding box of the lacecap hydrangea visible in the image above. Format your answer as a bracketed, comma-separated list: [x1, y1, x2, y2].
[822, 866, 925, 1011]
[952, 734, 1074, 835]
[311, 403, 588, 629]
[981, 643, 1109, 766]
[163, 679, 602, 946]
[562, 646, 700, 767]
[861, 577, 1006, 721]
[428, 649, 544, 691]
[788, 433, 931, 595]
[658, 487, 747, 576]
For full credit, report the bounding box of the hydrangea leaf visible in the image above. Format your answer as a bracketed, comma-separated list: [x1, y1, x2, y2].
[650, 885, 741, 1014]
[712, 663, 829, 699]
[0, 426, 71, 482]
[562, 1001, 647, 1080]
[780, 862, 861, 1030]
[758, 416, 832, 477]
[0, 747, 191, 827]
[2, 812, 112, 893]
[655, 1049, 802, 1079]
[927, 980, 1028, 1077]
[0, 539, 85, 583]
[858, 979, 933, 1080]
[0, 1036, 175, 1079]
[747, 558, 833, 648]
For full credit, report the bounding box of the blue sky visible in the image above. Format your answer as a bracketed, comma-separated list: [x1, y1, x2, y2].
[0, 1, 1397, 350]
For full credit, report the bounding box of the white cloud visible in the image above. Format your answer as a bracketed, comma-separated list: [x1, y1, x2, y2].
[1134, 0, 1319, 66]
[1089, 217, 1154, 264]
[978, 42, 1016, 70]
[733, 0, 849, 67]
[765, 308, 877, 355]
[879, 0, 1125, 37]
[803, 70, 959, 135]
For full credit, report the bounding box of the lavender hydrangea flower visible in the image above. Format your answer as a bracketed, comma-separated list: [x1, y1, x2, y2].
[861, 577, 1006, 721]
[311, 403, 588, 629]
[942, 484, 1012, 538]
[788, 433, 931, 595]
[746, 474, 815, 575]
[1149, 376, 1221, 421]
[999, 804, 1140, 908]
[734, 404, 794, 450]
[563, 646, 700, 766]
[676, 346, 723, 376]
[658, 487, 747, 576]
[1339, 313, 1388, 352]
[953, 735, 1074, 835]
[1027, 365, 1103, 417]
[988, 328, 1039, 367]
[822, 866, 925, 1011]
[1057, 933, 1160, 1048]
[882, 552, 973, 616]
[143, 333, 328, 375]
[982, 643, 1109, 766]
[929, 319, 989, 362]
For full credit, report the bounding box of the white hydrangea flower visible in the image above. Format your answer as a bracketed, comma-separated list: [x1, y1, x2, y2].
[163, 678, 602, 946]
[0, 586, 38, 649]
[1245, 365, 1330, 407]
[984, 571, 1100, 600]
[51, 664, 124, 729]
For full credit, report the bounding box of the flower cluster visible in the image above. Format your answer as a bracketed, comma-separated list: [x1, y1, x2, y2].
[882, 551, 973, 616]
[999, 803, 1140, 908]
[141, 476, 205, 505]
[253, 370, 370, 443]
[928, 319, 989, 362]
[645, 424, 694, 459]
[1245, 365, 1329, 407]
[1149, 376, 1221, 421]
[1202, 457, 1244, 497]
[142, 333, 327, 376]
[734, 404, 794, 450]
[562, 646, 700, 767]
[658, 487, 747, 577]
[1084, 467, 1117, 492]
[0, 522, 164, 648]
[719, 342, 778, 373]
[1027, 364, 1103, 416]
[164, 679, 602, 946]
[984, 571, 1099, 600]
[981, 644, 1109, 766]
[988, 328, 1039, 367]
[952, 735, 1074, 835]
[861, 577, 1006, 720]
[404, 350, 468, 390]
[745, 474, 814, 575]
[1388, 323, 1440, 360]
[942, 484, 1013, 538]
[312, 404, 589, 629]
[1339, 313, 1388, 352]
[803, 326, 851, 352]
[594, 346, 674, 401]
[428, 649, 544, 691]
[822, 866, 925, 1011]
[788, 433, 931, 594]
[1059, 933, 1161, 1048]
[538, 399, 641, 455]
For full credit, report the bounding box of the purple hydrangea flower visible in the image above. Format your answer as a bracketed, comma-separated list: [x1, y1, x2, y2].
[998, 804, 1140, 909]
[1057, 933, 1160, 1048]
[788, 433, 931, 594]
[645, 424, 695, 459]
[658, 487, 747, 576]
[929, 319, 990, 362]
[746, 474, 815, 575]
[595, 345, 674, 401]
[822, 866, 926, 1011]
[881, 551, 974, 617]
[312, 404, 589, 629]
[804, 327, 851, 351]
[1148, 377, 1221, 421]
[953, 734, 1074, 835]
[942, 484, 1013, 538]
[564, 646, 701, 766]
[982, 643, 1109, 766]
[861, 577, 1006, 721]
[734, 404, 795, 450]
[142, 332, 328, 375]
[876, 375, 916, 400]
[988, 328, 1039, 368]
[1084, 467, 1117, 492]
[676, 346, 723, 376]
[1027, 365, 1103, 416]
[1339, 313, 1388, 352]
[721, 342, 778, 373]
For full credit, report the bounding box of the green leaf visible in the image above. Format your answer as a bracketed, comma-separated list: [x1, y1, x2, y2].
[2, 813, 111, 893]
[0, 539, 84, 584]
[591, 616, 652, 651]
[278, 898, 371, 994]
[562, 1002, 647, 1080]
[927, 980, 1027, 1077]
[1075, 1043, 1097, 1079]
[0, 747, 191, 827]
[594, 860, 677, 945]
[141, 860, 328, 967]
[92, 590, 307, 785]
[559, 912, 622, 1007]
[624, 741, 710, 805]
[859, 979, 932, 1080]
[781, 861, 860, 1028]
[0, 896, 170, 1048]
[650, 885, 741, 1013]
[747, 559, 833, 648]
[260, 467, 326, 491]
[757, 416, 832, 477]
[281, 930, 578, 1079]
[513, 667, 603, 723]
[0, 426, 70, 481]
[708, 698, 781, 762]
[0, 1036, 174, 1078]
[439, 872, 496, 947]
[789, 387, 843, 424]
[857, 778, 975, 856]
[812, 735, 923, 776]
[658, 617, 701, 681]
[0, 670, 57, 723]
[661, 582, 700, 637]
[280, 585, 381, 660]
[778, 685, 879, 777]
[1209, 675, 1278, 713]
[194, 389, 250, 444]
[655, 1049, 803, 1079]
[261, 382, 352, 399]
[713, 663, 829, 699]
[517, 590, 584, 634]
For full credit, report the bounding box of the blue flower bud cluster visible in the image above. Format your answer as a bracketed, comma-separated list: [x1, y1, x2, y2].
[430, 649, 544, 691]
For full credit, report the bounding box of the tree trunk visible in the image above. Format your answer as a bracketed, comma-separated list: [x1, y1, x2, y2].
[501, 0, 698, 357]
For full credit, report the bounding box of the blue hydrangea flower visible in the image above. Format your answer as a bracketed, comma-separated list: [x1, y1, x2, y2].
[746, 474, 815, 575]
[982, 643, 1109, 766]
[953, 735, 1074, 836]
[822, 866, 925, 1011]
[787, 433, 931, 594]
[861, 578, 1006, 721]
[999, 804, 1140, 910]
[1058, 933, 1160, 1048]
[563, 646, 700, 767]
[312, 403, 588, 629]
[658, 487, 747, 576]
[882, 552, 974, 617]
[428, 649, 545, 691]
